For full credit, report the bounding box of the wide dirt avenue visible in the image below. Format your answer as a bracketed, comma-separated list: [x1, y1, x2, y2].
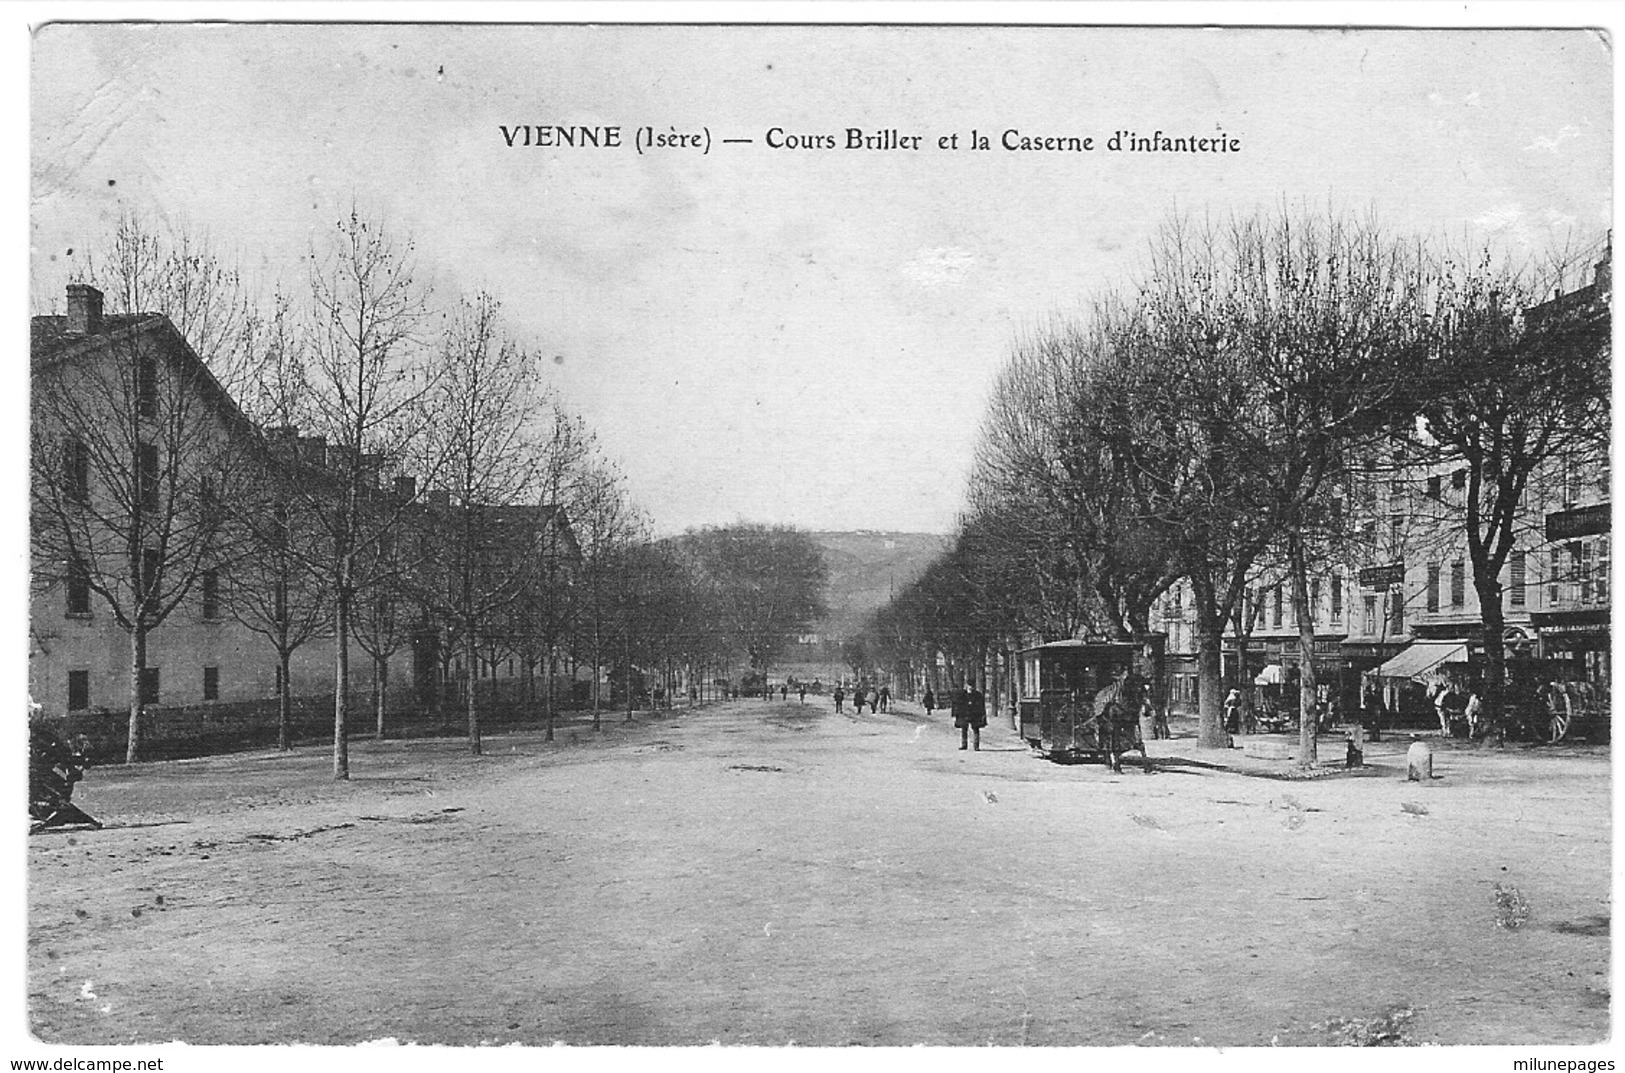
[27, 697, 1610, 1046]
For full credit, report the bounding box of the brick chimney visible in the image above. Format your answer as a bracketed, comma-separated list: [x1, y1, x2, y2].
[66, 284, 104, 335]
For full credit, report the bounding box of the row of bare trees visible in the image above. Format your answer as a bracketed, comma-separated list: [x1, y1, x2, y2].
[856, 207, 1608, 766]
[34, 212, 636, 775]
[32, 210, 834, 777]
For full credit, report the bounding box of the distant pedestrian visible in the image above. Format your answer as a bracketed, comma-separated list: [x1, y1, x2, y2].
[798, 685, 806, 705]
[1223, 689, 1242, 746]
[879, 685, 890, 712]
[923, 688, 936, 717]
[853, 687, 865, 714]
[954, 682, 985, 750]
[780, 683, 788, 702]
[833, 686, 845, 713]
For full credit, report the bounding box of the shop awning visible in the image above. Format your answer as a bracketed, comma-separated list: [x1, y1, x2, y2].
[1371, 641, 1469, 681]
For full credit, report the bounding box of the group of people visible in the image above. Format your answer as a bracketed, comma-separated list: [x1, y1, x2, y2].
[1428, 681, 1483, 739]
[832, 684, 890, 714]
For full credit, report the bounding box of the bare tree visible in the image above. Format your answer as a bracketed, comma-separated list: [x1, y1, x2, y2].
[300, 207, 436, 780]
[32, 215, 259, 761]
[569, 464, 644, 731]
[679, 523, 830, 679]
[413, 292, 552, 755]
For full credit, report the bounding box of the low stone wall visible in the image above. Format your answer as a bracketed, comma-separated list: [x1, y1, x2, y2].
[39, 679, 587, 764]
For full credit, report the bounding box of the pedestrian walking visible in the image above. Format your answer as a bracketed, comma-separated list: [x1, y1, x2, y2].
[1223, 688, 1242, 746]
[878, 685, 890, 712]
[853, 687, 866, 715]
[1432, 681, 1452, 736]
[780, 683, 788, 702]
[922, 688, 936, 717]
[1463, 688, 1482, 739]
[954, 682, 985, 750]
[798, 685, 806, 706]
[833, 685, 845, 713]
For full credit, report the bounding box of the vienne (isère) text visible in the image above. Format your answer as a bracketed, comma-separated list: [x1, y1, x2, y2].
[498, 124, 1243, 156]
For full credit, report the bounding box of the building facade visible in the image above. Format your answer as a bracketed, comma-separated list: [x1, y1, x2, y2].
[30, 284, 577, 746]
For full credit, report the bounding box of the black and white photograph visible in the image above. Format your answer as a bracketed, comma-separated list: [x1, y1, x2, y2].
[14, 8, 1615, 1062]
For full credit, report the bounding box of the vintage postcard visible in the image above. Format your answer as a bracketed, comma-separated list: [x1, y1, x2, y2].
[18, 13, 1614, 1067]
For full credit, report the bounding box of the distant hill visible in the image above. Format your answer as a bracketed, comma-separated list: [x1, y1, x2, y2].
[804, 530, 949, 641]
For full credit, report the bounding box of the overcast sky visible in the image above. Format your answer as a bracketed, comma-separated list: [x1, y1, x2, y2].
[29, 23, 1613, 536]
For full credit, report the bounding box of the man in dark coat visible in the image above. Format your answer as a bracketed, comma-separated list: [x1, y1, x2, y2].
[922, 688, 936, 716]
[955, 682, 986, 750]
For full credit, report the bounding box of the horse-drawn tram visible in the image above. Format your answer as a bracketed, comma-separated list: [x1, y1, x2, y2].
[1017, 639, 1150, 771]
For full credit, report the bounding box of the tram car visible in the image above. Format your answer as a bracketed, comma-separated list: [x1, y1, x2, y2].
[1017, 638, 1158, 770]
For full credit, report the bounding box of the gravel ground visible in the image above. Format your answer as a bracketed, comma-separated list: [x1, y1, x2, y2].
[25, 698, 1611, 1048]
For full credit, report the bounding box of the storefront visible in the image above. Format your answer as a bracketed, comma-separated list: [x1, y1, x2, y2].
[1533, 608, 1610, 697]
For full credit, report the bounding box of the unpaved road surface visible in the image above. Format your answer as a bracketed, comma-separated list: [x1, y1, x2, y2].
[27, 700, 1611, 1046]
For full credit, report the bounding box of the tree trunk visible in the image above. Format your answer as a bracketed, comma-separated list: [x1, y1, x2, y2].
[334, 591, 350, 780]
[125, 625, 147, 764]
[544, 652, 556, 742]
[1290, 537, 1320, 769]
[1193, 601, 1228, 748]
[624, 640, 635, 722]
[375, 654, 389, 740]
[278, 650, 293, 752]
[465, 635, 481, 755]
[591, 639, 602, 731]
[1476, 575, 1509, 745]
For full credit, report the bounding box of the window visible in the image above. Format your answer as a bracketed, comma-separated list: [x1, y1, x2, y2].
[1330, 573, 1343, 622]
[1389, 514, 1404, 547]
[1549, 548, 1561, 605]
[199, 475, 219, 522]
[1272, 586, 1283, 628]
[1426, 564, 1441, 613]
[139, 444, 160, 512]
[136, 354, 158, 418]
[67, 670, 89, 711]
[1451, 468, 1467, 491]
[1388, 480, 1406, 512]
[1509, 551, 1527, 608]
[201, 570, 220, 619]
[1450, 561, 1466, 608]
[1363, 596, 1377, 635]
[203, 666, 219, 701]
[139, 667, 160, 706]
[1426, 475, 1442, 500]
[1597, 538, 1611, 604]
[1310, 578, 1322, 624]
[1388, 588, 1405, 634]
[64, 438, 90, 502]
[272, 502, 291, 549]
[1575, 541, 1592, 604]
[66, 557, 91, 615]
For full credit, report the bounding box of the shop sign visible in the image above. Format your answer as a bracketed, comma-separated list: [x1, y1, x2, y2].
[1359, 563, 1406, 589]
[1545, 503, 1610, 541]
